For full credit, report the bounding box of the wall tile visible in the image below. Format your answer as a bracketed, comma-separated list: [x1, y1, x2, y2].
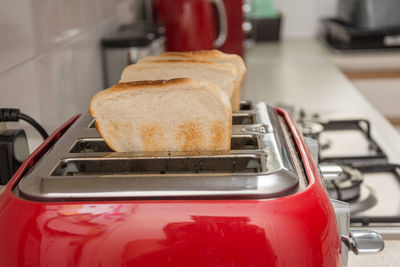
[80, 0, 102, 27]
[0, 0, 35, 73]
[59, 0, 84, 43]
[31, 0, 63, 52]
[34, 16, 116, 132]
[273, 0, 337, 38]
[0, 62, 41, 121]
[34, 48, 66, 132]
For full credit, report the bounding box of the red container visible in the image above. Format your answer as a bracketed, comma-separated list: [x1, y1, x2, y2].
[219, 0, 244, 57]
[154, 0, 244, 56]
[0, 108, 342, 266]
[155, 0, 217, 51]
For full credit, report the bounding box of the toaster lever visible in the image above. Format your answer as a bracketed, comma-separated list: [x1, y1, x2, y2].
[341, 230, 384, 255]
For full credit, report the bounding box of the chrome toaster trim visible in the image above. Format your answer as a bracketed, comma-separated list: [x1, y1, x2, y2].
[16, 102, 308, 201]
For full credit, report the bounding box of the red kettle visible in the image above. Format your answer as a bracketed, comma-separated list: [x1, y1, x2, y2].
[154, 0, 244, 56]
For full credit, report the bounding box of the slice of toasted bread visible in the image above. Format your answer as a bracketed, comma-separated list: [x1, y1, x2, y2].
[89, 78, 232, 152]
[120, 59, 238, 109]
[138, 50, 246, 110]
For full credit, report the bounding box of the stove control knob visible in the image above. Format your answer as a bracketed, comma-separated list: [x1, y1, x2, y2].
[341, 230, 384, 255]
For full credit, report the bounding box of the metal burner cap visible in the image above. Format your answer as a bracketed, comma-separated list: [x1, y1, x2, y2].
[298, 121, 324, 136]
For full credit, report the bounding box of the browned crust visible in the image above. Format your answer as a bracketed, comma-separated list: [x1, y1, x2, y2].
[109, 78, 193, 92]
[88, 78, 194, 118]
[142, 51, 246, 111]
[162, 50, 222, 58]
[146, 59, 215, 65]
[157, 53, 195, 59]
[160, 50, 246, 72]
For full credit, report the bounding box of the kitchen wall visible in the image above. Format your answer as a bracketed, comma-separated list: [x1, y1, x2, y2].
[273, 0, 337, 38]
[0, 0, 141, 145]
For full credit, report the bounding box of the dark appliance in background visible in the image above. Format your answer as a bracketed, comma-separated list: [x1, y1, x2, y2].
[153, 0, 244, 57]
[322, 0, 400, 51]
[0, 109, 48, 185]
[101, 22, 165, 88]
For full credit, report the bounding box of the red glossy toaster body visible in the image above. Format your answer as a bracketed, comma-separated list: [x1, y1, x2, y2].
[0, 104, 342, 266]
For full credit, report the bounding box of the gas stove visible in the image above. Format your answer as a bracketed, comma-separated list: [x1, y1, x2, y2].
[290, 106, 400, 229]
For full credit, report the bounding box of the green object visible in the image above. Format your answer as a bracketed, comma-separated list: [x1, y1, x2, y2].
[247, 0, 279, 19]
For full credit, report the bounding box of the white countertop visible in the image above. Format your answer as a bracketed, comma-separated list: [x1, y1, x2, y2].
[242, 39, 400, 266]
[242, 39, 400, 162]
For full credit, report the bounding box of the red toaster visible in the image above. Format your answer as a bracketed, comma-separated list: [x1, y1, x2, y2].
[0, 102, 383, 266]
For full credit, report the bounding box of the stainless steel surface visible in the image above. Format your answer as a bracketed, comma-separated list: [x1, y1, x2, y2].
[323, 165, 363, 201]
[320, 165, 344, 181]
[17, 102, 308, 201]
[298, 121, 324, 137]
[342, 230, 385, 255]
[352, 171, 400, 217]
[351, 227, 400, 240]
[337, 0, 400, 30]
[332, 200, 384, 265]
[332, 199, 351, 267]
[349, 184, 377, 214]
[304, 137, 319, 164]
[210, 0, 227, 48]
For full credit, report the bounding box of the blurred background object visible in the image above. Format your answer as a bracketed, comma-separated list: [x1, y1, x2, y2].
[337, 0, 400, 30]
[101, 22, 165, 87]
[153, 0, 244, 56]
[322, 0, 400, 51]
[244, 0, 281, 42]
[319, 0, 400, 132]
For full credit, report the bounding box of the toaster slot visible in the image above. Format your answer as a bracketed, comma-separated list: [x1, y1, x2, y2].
[239, 102, 252, 110]
[51, 155, 262, 176]
[69, 138, 113, 153]
[232, 114, 255, 125]
[230, 136, 259, 150]
[69, 136, 260, 153]
[17, 102, 307, 201]
[90, 112, 256, 129]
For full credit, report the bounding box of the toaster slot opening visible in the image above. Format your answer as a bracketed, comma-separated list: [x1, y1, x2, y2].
[51, 155, 262, 176]
[230, 136, 259, 150]
[69, 136, 260, 153]
[240, 102, 252, 110]
[88, 119, 95, 128]
[232, 114, 255, 125]
[69, 138, 113, 153]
